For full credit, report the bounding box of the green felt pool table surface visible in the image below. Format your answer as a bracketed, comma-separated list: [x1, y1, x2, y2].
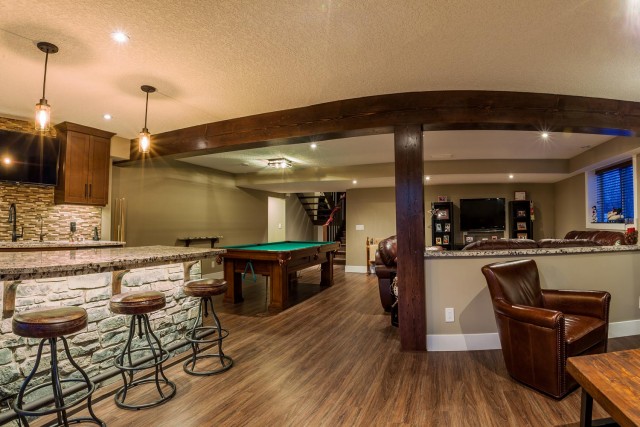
[223, 241, 331, 251]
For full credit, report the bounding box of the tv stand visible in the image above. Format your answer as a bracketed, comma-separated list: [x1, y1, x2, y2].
[462, 230, 505, 246]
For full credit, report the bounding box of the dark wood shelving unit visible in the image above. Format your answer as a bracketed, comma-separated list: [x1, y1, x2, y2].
[431, 201, 454, 250]
[510, 200, 533, 239]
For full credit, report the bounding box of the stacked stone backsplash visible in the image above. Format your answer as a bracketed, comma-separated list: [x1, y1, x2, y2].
[0, 117, 101, 242]
[0, 262, 201, 404]
[0, 184, 102, 242]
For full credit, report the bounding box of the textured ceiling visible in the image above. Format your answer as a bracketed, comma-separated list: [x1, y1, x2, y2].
[1, 1, 639, 190]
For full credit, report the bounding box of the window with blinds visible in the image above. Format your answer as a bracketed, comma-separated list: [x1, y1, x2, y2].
[596, 161, 634, 223]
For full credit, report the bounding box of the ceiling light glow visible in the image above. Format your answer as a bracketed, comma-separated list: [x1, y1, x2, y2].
[508, 174, 514, 179]
[2, 157, 11, 165]
[425, 176, 431, 181]
[267, 158, 292, 168]
[541, 132, 549, 139]
[111, 31, 130, 43]
[352, 180, 357, 184]
[310, 143, 317, 149]
[103, 113, 112, 120]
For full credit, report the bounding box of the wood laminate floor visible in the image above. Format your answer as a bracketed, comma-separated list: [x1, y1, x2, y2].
[35, 267, 639, 426]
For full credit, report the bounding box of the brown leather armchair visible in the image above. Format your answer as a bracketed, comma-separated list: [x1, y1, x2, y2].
[481, 259, 610, 399]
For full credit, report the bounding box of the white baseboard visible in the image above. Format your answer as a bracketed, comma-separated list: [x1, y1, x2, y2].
[427, 333, 501, 351]
[426, 319, 640, 351]
[345, 265, 368, 273]
[608, 319, 640, 337]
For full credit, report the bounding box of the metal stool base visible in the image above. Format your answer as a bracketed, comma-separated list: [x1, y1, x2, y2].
[183, 297, 233, 376]
[14, 336, 105, 427]
[114, 313, 176, 410]
[114, 377, 177, 410]
[183, 353, 234, 376]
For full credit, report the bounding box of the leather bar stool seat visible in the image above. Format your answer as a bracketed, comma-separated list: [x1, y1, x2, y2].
[12, 306, 87, 338]
[183, 278, 228, 298]
[110, 290, 166, 315]
[109, 290, 175, 410]
[12, 306, 105, 426]
[183, 278, 233, 376]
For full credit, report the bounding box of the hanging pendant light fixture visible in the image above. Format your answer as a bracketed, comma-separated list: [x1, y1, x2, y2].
[138, 85, 156, 154]
[34, 42, 58, 132]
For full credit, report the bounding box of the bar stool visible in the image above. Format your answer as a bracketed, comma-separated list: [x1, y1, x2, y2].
[183, 279, 233, 375]
[12, 306, 105, 427]
[110, 291, 176, 410]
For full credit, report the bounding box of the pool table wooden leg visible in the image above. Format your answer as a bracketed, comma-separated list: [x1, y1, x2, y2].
[269, 263, 287, 310]
[223, 261, 244, 304]
[320, 252, 334, 286]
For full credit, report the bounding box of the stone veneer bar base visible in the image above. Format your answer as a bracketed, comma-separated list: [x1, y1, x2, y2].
[0, 262, 202, 399]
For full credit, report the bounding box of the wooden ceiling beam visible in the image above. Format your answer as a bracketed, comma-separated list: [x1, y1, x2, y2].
[117, 91, 640, 165]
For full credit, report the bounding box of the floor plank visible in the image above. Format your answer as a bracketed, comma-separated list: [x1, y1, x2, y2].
[33, 267, 638, 426]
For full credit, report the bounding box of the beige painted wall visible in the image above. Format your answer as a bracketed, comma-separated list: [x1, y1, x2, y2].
[285, 194, 313, 241]
[268, 197, 286, 241]
[425, 250, 640, 336]
[346, 184, 557, 268]
[111, 160, 270, 274]
[346, 187, 397, 269]
[553, 173, 587, 237]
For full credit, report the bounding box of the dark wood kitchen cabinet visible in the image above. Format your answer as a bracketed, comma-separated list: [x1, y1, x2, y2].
[54, 122, 115, 206]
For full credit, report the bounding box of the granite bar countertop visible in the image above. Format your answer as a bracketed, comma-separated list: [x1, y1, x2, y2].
[0, 245, 225, 280]
[425, 245, 640, 258]
[0, 240, 125, 250]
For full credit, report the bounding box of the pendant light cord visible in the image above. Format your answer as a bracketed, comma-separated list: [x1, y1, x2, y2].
[42, 52, 49, 100]
[144, 91, 149, 128]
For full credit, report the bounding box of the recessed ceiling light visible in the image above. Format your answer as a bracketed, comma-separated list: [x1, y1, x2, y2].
[103, 113, 112, 120]
[2, 156, 11, 165]
[352, 180, 357, 184]
[310, 143, 317, 149]
[508, 174, 514, 179]
[111, 31, 130, 43]
[541, 132, 549, 139]
[425, 176, 431, 181]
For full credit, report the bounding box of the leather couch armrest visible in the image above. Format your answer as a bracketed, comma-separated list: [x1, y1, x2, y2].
[375, 264, 394, 280]
[541, 289, 610, 320]
[493, 299, 562, 329]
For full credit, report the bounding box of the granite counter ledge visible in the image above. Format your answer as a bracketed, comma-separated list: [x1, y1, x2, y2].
[0, 240, 126, 251]
[424, 244, 640, 258]
[0, 245, 224, 281]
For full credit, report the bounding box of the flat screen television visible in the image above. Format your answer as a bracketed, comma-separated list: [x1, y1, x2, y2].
[460, 198, 506, 231]
[0, 130, 59, 185]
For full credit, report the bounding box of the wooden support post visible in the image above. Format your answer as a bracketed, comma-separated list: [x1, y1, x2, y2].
[2, 281, 21, 319]
[394, 125, 426, 351]
[111, 269, 130, 295]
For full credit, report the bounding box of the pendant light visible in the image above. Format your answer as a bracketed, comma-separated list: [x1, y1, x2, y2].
[34, 42, 58, 132]
[138, 85, 156, 153]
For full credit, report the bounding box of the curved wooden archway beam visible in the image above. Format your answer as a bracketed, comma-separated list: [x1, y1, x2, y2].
[122, 90, 640, 163]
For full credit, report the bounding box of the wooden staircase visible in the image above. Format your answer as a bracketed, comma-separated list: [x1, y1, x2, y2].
[334, 228, 346, 265]
[297, 192, 347, 266]
[296, 192, 338, 225]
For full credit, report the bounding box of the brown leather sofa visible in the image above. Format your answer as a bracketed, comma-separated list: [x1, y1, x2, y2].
[462, 229, 632, 250]
[481, 259, 610, 399]
[564, 230, 628, 245]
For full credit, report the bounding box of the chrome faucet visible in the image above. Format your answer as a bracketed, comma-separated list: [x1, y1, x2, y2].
[7, 203, 23, 242]
[36, 214, 46, 242]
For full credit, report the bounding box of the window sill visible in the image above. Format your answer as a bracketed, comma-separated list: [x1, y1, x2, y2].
[585, 222, 626, 231]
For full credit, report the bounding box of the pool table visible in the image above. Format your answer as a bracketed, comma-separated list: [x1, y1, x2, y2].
[216, 241, 340, 311]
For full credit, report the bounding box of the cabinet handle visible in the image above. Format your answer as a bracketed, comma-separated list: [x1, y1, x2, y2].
[85, 183, 88, 198]
[89, 184, 92, 198]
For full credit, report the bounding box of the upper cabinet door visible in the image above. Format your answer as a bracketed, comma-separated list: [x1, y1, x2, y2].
[55, 122, 114, 206]
[87, 136, 111, 205]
